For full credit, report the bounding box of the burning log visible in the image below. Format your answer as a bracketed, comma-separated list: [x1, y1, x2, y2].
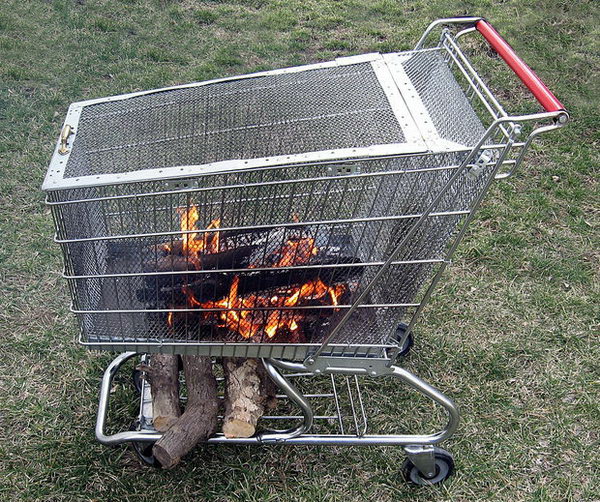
[152, 355, 218, 468]
[153, 225, 307, 256]
[137, 257, 363, 303]
[222, 358, 277, 438]
[142, 245, 257, 274]
[147, 354, 181, 432]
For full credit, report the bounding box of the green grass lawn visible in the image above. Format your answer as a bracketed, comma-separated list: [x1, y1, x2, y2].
[0, 0, 598, 500]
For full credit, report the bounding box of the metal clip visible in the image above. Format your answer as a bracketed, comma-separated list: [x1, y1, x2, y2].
[164, 178, 200, 190]
[467, 149, 498, 181]
[326, 164, 360, 176]
[58, 124, 73, 155]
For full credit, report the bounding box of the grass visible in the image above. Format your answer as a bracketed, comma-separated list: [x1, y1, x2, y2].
[0, 0, 598, 500]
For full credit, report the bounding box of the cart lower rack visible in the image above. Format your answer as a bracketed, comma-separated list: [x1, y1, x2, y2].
[44, 17, 567, 485]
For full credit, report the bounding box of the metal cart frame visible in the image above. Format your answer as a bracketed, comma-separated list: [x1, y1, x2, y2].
[48, 17, 567, 485]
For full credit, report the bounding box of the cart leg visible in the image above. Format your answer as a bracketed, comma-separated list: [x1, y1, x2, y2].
[389, 364, 459, 484]
[257, 359, 315, 441]
[389, 364, 460, 444]
[96, 352, 161, 446]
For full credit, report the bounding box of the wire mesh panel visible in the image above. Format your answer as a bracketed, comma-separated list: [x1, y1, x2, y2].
[44, 44, 509, 359]
[62, 60, 410, 180]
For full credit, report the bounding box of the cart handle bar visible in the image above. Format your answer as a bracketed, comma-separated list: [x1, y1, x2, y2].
[474, 19, 565, 114]
[416, 17, 566, 118]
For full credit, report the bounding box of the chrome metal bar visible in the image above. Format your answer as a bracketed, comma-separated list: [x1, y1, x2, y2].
[256, 359, 314, 441]
[63, 258, 446, 280]
[202, 434, 447, 445]
[455, 26, 477, 39]
[389, 365, 459, 443]
[274, 393, 334, 399]
[82, 339, 395, 353]
[415, 17, 482, 50]
[96, 352, 161, 445]
[54, 210, 472, 244]
[345, 376, 361, 435]
[354, 375, 368, 437]
[268, 359, 308, 372]
[71, 302, 421, 314]
[331, 374, 345, 434]
[262, 415, 337, 420]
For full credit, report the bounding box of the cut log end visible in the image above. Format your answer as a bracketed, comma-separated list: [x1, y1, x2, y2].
[222, 419, 256, 439]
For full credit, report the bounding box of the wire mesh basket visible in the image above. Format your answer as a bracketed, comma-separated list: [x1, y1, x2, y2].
[44, 18, 567, 364]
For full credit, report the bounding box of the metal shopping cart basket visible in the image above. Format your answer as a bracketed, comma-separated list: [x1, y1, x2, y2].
[43, 17, 568, 485]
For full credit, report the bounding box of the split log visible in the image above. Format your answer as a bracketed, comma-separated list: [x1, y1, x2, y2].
[147, 354, 181, 432]
[152, 355, 218, 468]
[222, 358, 277, 438]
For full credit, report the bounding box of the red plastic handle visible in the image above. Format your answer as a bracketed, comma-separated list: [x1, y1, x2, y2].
[475, 19, 565, 113]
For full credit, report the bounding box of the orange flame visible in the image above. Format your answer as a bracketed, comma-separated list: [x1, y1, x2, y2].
[271, 237, 318, 267]
[194, 276, 346, 339]
[166, 208, 345, 340]
[175, 205, 221, 264]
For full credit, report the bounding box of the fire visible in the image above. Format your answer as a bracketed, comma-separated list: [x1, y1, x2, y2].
[176, 205, 221, 259]
[167, 207, 345, 340]
[270, 236, 318, 267]
[191, 276, 346, 339]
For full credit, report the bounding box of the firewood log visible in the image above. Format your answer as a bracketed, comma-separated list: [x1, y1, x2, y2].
[147, 354, 181, 432]
[137, 257, 362, 303]
[152, 355, 218, 468]
[222, 358, 277, 438]
[142, 245, 257, 274]
[152, 227, 304, 256]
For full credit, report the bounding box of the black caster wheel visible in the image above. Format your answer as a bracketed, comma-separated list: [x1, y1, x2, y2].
[129, 421, 160, 467]
[396, 323, 414, 357]
[401, 447, 454, 486]
[132, 368, 144, 394]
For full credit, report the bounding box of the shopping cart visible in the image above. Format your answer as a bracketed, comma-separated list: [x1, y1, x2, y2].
[43, 17, 568, 485]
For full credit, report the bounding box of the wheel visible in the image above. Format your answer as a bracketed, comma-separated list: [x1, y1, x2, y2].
[132, 440, 160, 467]
[396, 323, 414, 357]
[129, 421, 160, 467]
[401, 447, 455, 486]
[132, 368, 144, 394]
